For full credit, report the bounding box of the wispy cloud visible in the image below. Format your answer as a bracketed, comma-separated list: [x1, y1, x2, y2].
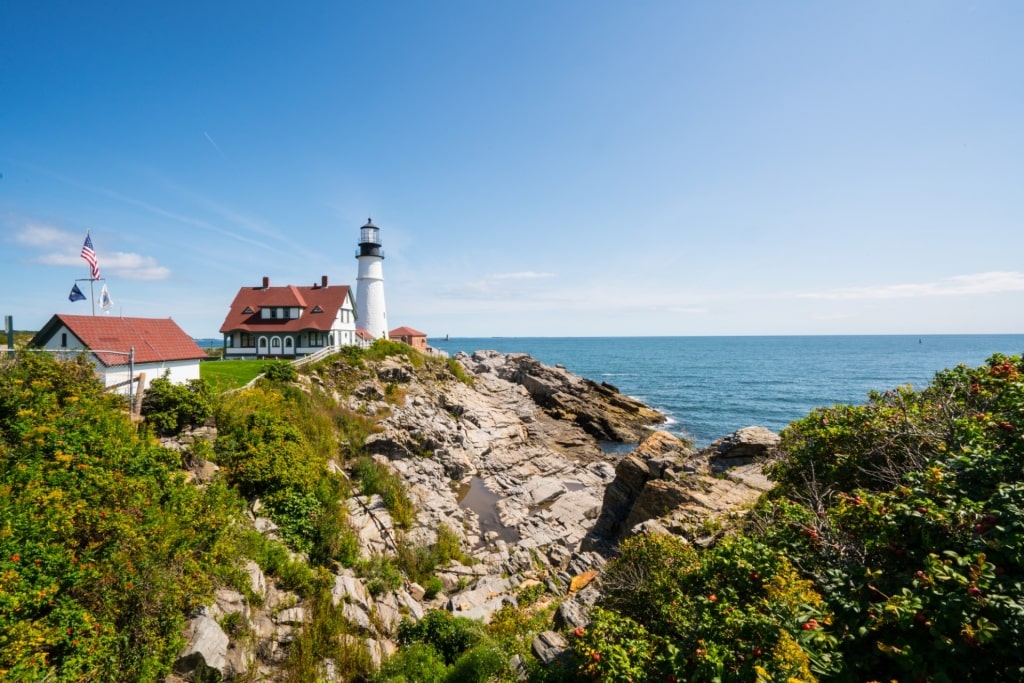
[16, 224, 172, 280]
[204, 131, 229, 163]
[463, 271, 558, 296]
[800, 272, 1024, 300]
[486, 271, 556, 280]
[12, 222, 72, 247]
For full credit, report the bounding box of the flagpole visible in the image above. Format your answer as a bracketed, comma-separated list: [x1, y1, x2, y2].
[90, 278, 95, 316]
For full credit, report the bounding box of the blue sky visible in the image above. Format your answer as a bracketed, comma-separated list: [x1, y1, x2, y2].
[2, 1, 1022, 338]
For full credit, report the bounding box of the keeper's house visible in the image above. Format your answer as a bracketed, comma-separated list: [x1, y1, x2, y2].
[219, 275, 357, 359]
[30, 314, 205, 391]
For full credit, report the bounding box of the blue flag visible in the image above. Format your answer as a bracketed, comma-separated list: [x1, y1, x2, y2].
[69, 283, 86, 302]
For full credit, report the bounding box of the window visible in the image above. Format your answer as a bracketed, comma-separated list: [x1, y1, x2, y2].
[61, 332, 67, 347]
[285, 337, 293, 349]
[312, 305, 323, 313]
[258, 337, 268, 350]
[272, 338, 281, 348]
[240, 333, 255, 348]
[243, 306, 254, 314]
[270, 308, 278, 319]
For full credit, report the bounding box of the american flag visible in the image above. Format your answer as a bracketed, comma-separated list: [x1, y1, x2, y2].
[81, 232, 101, 280]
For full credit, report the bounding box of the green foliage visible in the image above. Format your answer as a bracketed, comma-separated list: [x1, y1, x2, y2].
[373, 642, 449, 683]
[396, 524, 470, 587]
[262, 489, 323, 554]
[352, 456, 415, 528]
[446, 358, 474, 386]
[0, 352, 245, 681]
[139, 373, 212, 436]
[365, 338, 426, 367]
[584, 532, 831, 682]
[398, 610, 486, 666]
[752, 353, 1024, 681]
[284, 578, 373, 681]
[360, 555, 404, 596]
[447, 639, 508, 681]
[261, 361, 297, 383]
[215, 385, 359, 567]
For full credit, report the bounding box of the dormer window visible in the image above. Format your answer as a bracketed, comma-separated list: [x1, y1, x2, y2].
[243, 306, 254, 314]
[312, 305, 323, 313]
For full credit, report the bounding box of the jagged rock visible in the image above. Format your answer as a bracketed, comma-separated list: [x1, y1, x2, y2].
[554, 597, 591, 630]
[343, 602, 373, 633]
[531, 630, 570, 666]
[705, 426, 780, 467]
[276, 607, 307, 625]
[175, 612, 230, 679]
[332, 570, 371, 610]
[244, 560, 266, 598]
[449, 575, 514, 623]
[210, 588, 248, 621]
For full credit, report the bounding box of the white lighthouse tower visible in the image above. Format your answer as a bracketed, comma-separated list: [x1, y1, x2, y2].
[355, 218, 388, 339]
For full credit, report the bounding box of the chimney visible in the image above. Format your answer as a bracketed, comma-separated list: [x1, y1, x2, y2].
[262, 276, 270, 288]
[321, 275, 329, 288]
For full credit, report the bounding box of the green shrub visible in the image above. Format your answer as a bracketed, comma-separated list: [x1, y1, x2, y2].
[398, 610, 486, 665]
[140, 373, 212, 436]
[374, 642, 449, 683]
[584, 532, 832, 681]
[360, 555, 404, 596]
[423, 576, 444, 600]
[262, 361, 297, 383]
[0, 352, 244, 680]
[446, 640, 507, 682]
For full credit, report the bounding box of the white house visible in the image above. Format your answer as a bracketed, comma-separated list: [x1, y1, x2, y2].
[219, 275, 357, 359]
[30, 313, 206, 392]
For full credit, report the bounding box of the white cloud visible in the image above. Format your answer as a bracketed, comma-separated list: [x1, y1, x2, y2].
[13, 223, 75, 247]
[800, 272, 1024, 300]
[15, 220, 173, 281]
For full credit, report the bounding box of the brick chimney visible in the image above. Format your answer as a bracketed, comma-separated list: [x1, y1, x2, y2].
[321, 275, 329, 288]
[262, 276, 270, 288]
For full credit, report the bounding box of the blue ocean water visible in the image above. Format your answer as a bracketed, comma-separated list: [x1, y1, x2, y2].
[432, 336, 1024, 447]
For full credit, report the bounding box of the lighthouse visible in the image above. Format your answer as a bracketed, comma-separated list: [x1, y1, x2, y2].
[355, 218, 388, 339]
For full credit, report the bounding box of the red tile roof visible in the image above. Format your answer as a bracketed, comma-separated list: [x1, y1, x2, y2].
[220, 282, 353, 334]
[355, 328, 375, 340]
[389, 326, 426, 338]
[33, 314, 206, 366]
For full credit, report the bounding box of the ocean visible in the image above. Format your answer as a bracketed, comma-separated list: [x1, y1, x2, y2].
[431, 335, 1024, 447]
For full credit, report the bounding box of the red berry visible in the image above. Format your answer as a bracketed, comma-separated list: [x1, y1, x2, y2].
[592, 652, 601, 662]
[708, 594, 717, 603]
[968, 585, 982, 597]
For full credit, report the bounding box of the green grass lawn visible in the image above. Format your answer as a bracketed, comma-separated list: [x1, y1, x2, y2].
[200, 359, 290, 392]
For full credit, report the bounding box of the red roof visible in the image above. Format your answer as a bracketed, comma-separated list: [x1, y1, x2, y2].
[355, 328, 375, 340]
[33, 314, 206, 367]
[389, 326, 426, 338]
[220, 281, 353, 334]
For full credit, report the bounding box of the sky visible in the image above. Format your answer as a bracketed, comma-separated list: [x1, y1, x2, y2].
[2, 1, 1023, 338]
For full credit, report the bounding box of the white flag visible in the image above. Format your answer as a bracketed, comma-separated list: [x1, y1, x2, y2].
[99, 284, 113, 311]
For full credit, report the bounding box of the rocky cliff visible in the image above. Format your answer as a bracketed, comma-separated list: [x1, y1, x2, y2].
[170, 350, 781, 681]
